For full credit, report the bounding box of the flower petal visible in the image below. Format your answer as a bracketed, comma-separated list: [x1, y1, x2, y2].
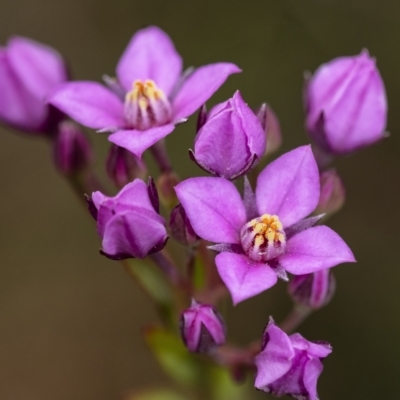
[108, 124, 175, 158]
[102, 210, 167, 259]
[255, 321, 294, 390]
[175, 177, 246, 244]
[116, 26, 182, 95]
[303, 358, 324, 400]
[48, 82, 125, 129]
[172, 63, 241, 120]
[279, 225, 355, 275]
[7, 36, 68, 101]
[215, 252, 277, 304]
[256, 146, 319, 227]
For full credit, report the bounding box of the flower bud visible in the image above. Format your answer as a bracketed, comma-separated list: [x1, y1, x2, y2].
[156, 171, 180, 208]
[315, 169, 345, 215]
[305, 50, 387, 155]
[169, 204, 198, 246]
[255, 317, 332, 400]
[288, 269, 336, 310]
[53, 121, 92, 174]
[190, 91, 266, 180]
[256, 103, 282, 157]
[106, 144, 146, 188]
[0, 36, 68, 135]
[180, 300, 226, 353]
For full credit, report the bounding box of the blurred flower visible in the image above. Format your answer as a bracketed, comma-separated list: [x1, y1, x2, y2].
[305, 50, 387, 154]
[175, 146, 355, 304]
[48, 26, 241, 158]
[190, 91, 265, 179]
[170, 204, 198, 246]
[53, 121, 92, 174]
[256, 103, 282, 157]
[0, 36, 68, 134]
[156, 171, 180, 208]
[288, 269, 336, 310]
[255, 318, 332, 400]
[89, 178, 167, 260]
[315, 169, 346, 215]
[180, 299, 226, 353]
[106, 144, 147, 188]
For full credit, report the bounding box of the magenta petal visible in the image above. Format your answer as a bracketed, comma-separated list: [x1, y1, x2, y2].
[172, 63, 241, 120]
[108, 124, 175, 158]
[7, 36, 68, 101]
[280, 225, 355, 275]
[116, 26, 182, 95]
[175, 177, 246, 244]
[215, 253, 277, 305]
[48, 82, 125, 129]
[102, 210, 167, 259]
[254, 321, 294, 389]
[256, 146, 319, 227]
[303, 358, 323, 400]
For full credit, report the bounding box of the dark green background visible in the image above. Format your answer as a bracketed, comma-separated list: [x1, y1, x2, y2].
[0, 0, 399, 399]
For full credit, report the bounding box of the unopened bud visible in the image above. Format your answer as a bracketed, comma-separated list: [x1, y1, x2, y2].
[53, 121, 92, 174]
[288, 269, 336, 310]
[315, 169, 345, 215]
[170, 204, 198, 246]
[180, 299, 226, 353]
[106, 144, 146, 188]
[256, 103, 282, 157]
[157, 171, 180, 208]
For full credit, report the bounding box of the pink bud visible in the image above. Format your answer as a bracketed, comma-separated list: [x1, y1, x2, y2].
[315, 169, 346, 215]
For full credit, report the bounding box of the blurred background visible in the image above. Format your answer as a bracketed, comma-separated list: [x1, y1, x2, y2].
[0, 0, 399, 399]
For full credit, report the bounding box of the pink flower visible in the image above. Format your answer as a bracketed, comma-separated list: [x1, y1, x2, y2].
[48, 26, 241, 158]
[175, 146, 355, 304]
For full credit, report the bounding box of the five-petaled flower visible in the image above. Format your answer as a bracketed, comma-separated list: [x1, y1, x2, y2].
[88, 178, 168, 260]
[255, 317, 332, 400]
[175, 146, 355, 304]
[48, 26, 241, 158]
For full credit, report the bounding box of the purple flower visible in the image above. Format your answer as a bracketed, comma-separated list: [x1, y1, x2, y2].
[89, 178, 167, 260]
[53, 121, 92, 174]
[305, 50, 387, 154]
[180, 299, 226, 353]
[315, 169, 345, 215]
[175, 146, 355, 304]
[170, 204, 198, 246]
[255, 318, 332, 400]
[48, 26, 241, 158]
[190, 91, 265, 179]
[288, 269, 336, 310]
[0, 36, 68, 134]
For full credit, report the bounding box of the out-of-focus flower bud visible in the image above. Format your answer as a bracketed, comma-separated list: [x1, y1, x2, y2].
[180, 299, 226, 353]
[305, 50, 387, 155]
[190, 91, 266, 180]
[157, 171, 180, 208]
[0, 36, 68, 134]
[315, 169, 346, 215]
[255, 317, 332, 400]
[288, 269, 336, 310]
[256, 103, 282, 157]
[169, 204, 198, 246]
[53, 121, 92, 174]
[106, 144, 147, 188]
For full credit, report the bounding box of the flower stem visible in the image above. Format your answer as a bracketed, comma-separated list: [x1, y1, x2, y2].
[150, 139, 173, 173]
[279, 304, 312, 334]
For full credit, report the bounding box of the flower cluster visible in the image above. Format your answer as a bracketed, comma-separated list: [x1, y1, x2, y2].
[0, 25, 388, 400]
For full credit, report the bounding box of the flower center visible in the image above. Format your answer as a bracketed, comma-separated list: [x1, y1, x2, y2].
[240, 214, 286, 262]
[124, 80, 172, 130]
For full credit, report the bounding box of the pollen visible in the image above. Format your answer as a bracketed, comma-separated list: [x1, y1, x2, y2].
[240, 214, 286, 262]
[124, 79, 172, 130]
